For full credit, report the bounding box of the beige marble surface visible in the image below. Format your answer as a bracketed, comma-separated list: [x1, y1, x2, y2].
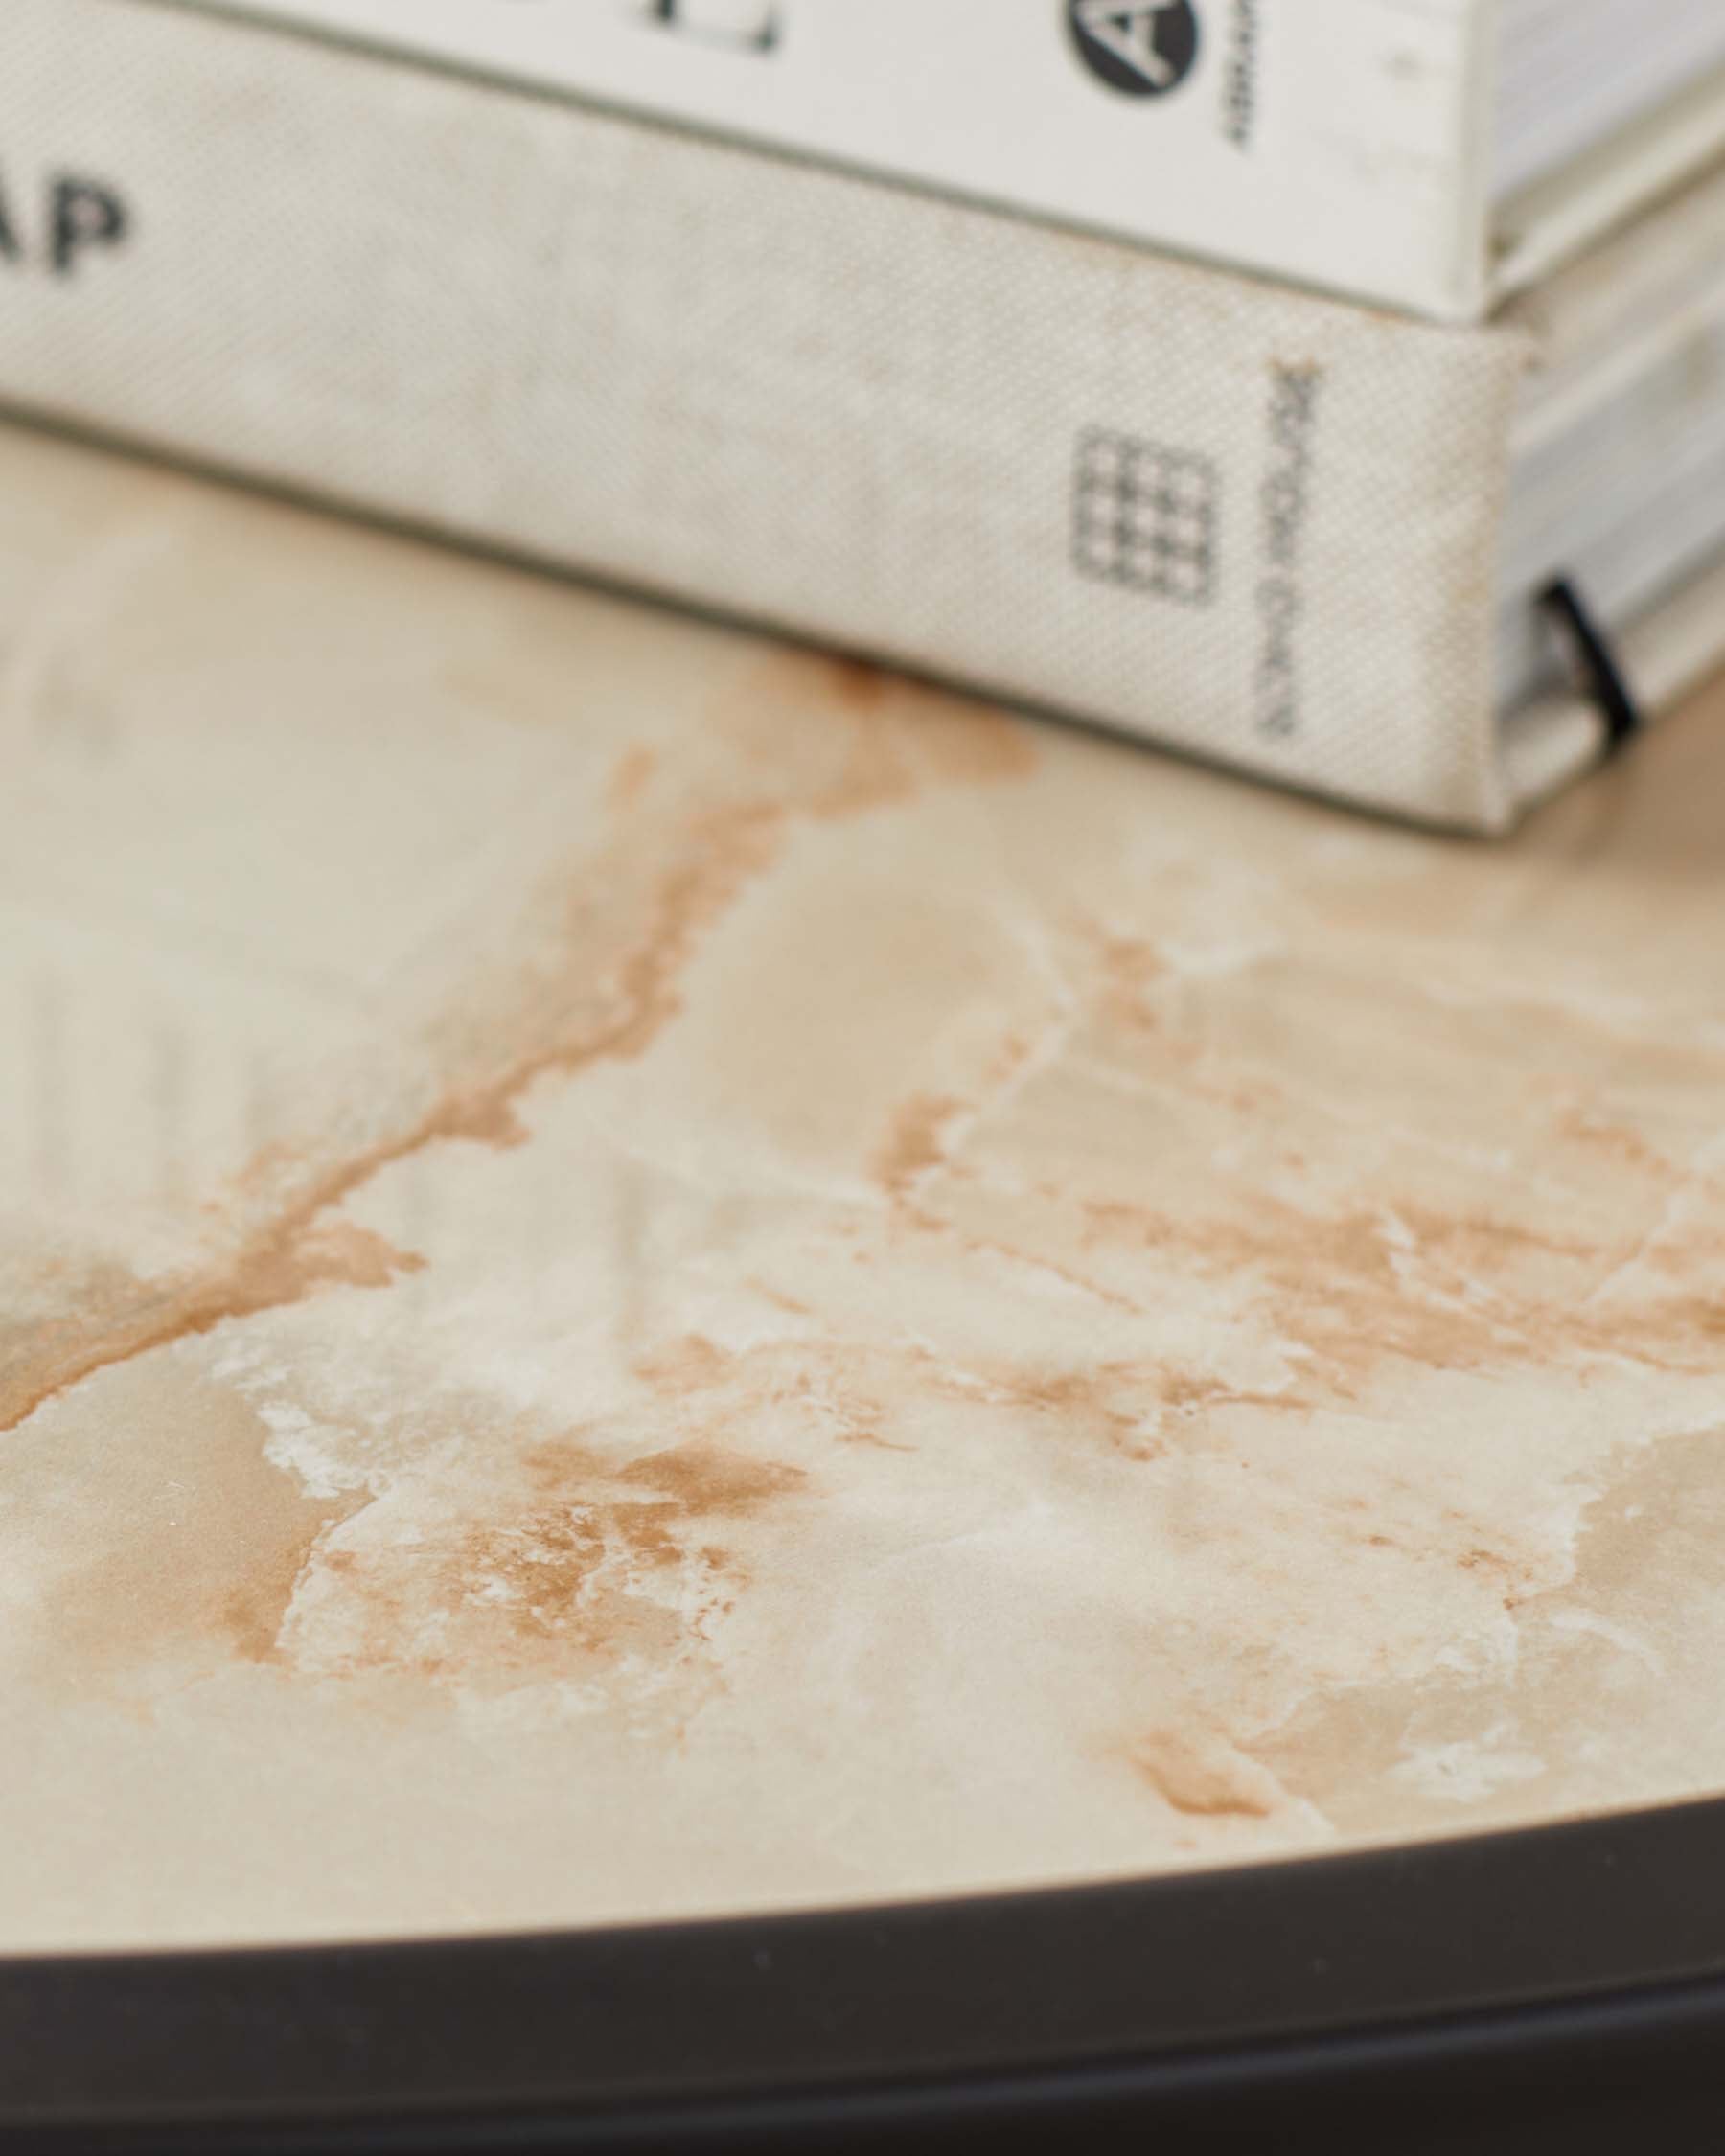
[4, 422, 1725, 1953]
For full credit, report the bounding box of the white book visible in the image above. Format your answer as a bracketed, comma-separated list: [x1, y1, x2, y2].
[2, 0, 1722, 832]
[176, 0, 1725, 321]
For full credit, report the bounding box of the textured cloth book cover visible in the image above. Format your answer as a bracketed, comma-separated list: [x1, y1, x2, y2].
[2, 0, 1721, 829]
[0, 0, 1529, 830]
[181, 0, 1505, 317]
[171, 0, 1725, 319]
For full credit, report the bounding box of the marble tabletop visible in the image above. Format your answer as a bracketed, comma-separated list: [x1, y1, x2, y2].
[3, 420, 1724, 1954]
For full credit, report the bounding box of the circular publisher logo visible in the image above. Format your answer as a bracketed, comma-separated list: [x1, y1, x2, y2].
[1067, 0, 1201, 97]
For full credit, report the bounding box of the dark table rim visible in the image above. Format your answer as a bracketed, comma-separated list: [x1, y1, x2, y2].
[5, 1793, 1725, 2151]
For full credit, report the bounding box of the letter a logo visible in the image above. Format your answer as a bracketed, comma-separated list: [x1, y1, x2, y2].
[1068, 0, 1201, 97]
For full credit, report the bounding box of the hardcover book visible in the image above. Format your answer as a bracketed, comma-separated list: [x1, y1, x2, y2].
[2, 0, 1722, 829]
[178, 0, 1725, 319]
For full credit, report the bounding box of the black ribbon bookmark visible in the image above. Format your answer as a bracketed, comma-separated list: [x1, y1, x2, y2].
[1538, 577, 1645, 759]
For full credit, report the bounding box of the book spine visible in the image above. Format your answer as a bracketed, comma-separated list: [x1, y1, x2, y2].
[0, 0, 1530, 829]
[171, 0, 1495, 319]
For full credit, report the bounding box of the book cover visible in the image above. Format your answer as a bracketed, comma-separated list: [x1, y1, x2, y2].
[177, 0, 1500, 317]
[0, 0, 1543, 829]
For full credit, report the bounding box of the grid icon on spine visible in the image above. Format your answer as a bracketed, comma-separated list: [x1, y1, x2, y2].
[1072, 429, 1217, 606]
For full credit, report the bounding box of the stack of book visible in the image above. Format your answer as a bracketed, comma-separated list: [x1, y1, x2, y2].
[4, 0, 1722, 829]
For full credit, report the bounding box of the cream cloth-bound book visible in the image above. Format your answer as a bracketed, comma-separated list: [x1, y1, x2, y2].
[178, 0, 1725, 321]
[1, 0, 1722, 832]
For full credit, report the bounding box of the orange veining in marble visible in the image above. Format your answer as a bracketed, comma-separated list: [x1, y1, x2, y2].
[3, 422, 1724, 1956]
